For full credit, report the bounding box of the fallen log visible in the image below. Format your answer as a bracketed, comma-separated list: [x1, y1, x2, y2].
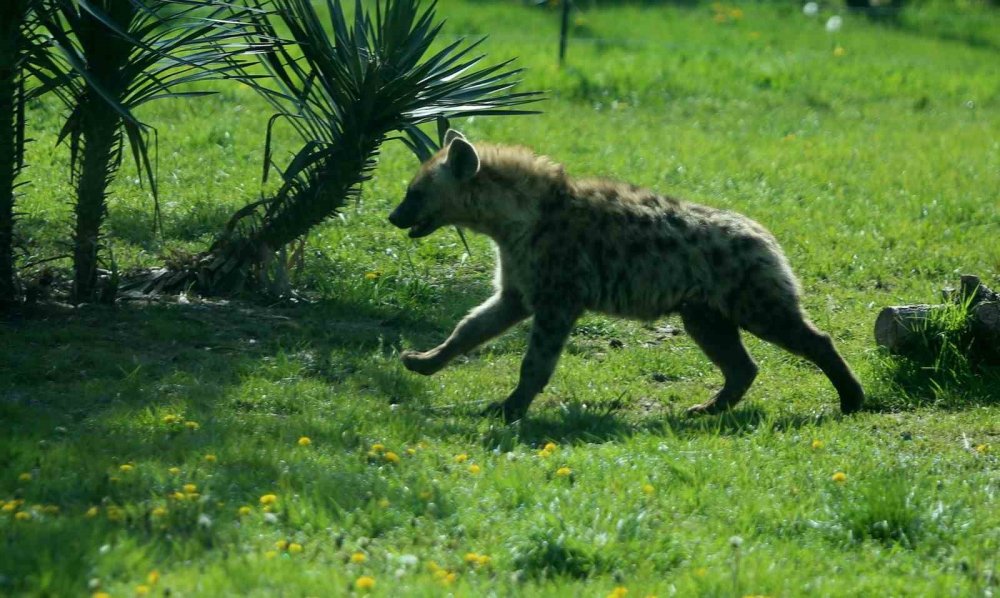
[875, 275, 1000, 363]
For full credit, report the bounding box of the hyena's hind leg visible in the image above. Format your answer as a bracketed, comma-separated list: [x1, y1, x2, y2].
[680, 305, 759, 415]
[402, 291, 530, 376]
[743, 309, 865, 414]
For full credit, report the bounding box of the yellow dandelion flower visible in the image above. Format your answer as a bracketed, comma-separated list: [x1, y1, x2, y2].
[264, 550, 278, 559]
[92, 593, 111, 598]
[259, 494, 278, 505]
[975, 444, 990, 454]
[370, 443, 385, 453]
[428, 561, 443, 574]
[378, 498, 391, 508]
[15, 511, 30, 521]
[151, 507, 168, 518]
[204, 454, 217, 463]
[642, 484, 655, 495]
[183, 484, 197, 494]
[355, 576, 376, 591]
[443, 572, 457, 585]
[468, 464, 481, 475]
[275, 539, 289, 550]
[184, 421, 200, 431]
[162, 414, 179, 424]
[729, 7, 743, 19]
[170, 491, 186, 501]
[406, 448, 417, 456]
[555, 467, 572, 477]
[832, 472, 847, 483]
[454, 453, 468, 464]
[298, 436, 312, 447]
[364, 271, 381, 281]
[351, 552, 367, 564]
[238, 506, 253, 516]
[1, 502, 15, 513]
[168, 467, 181, 475]
[476, 554, 491, 567]
[464, 552, 480, 564]
[85, 506, 99, 518]
[136, 584, 151, 595]
[119, 464, 135, 473]
[543, 442, 557, 452]
[106, 507, 124, 522]
[18, 472, 32, 482]
[147, 570, 160, 585]
[537, 449, 552, 457]
[811, 439, 824, 450]
[384, 451, 400, 464]
[288, 542, 303, 554]
[607, 587, 629, 598]
[833, 46, 846, 58]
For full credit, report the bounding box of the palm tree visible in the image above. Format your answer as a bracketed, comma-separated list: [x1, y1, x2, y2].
[143, 0, 540, 296]
[0, 0, 45, 307]
[34, 0, 261, 303]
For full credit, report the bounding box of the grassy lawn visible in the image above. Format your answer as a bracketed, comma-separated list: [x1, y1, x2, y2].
[3, 1, 1000, 596]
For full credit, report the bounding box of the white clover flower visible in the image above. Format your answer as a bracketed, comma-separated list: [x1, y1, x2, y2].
[826, 15, 843, 32]
[197, 513, 213, 528]
[803, 2, 819, 16]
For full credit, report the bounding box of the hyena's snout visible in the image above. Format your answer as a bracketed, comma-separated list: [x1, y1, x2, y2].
[388, 190, 439, 238]
[388, 200, 416, 229]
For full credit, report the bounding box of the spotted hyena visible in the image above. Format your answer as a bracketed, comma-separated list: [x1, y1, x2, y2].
[388, 130, 864, 422]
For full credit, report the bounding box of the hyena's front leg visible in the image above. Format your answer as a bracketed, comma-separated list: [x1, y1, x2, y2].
[484, 305, 581, 422]
[402, 291, 529, 375]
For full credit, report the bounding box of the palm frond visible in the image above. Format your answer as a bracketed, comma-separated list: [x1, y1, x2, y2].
[36, 0, 268, 200]
[228, 0, 542, 251]
[28, 0, 271, 301]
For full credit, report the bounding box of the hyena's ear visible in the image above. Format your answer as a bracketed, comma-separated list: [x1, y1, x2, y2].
[446, 137, 480, 181]
[443, 129, 466, 146]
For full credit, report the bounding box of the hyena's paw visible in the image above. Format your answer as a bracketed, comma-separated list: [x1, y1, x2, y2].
[400, 350, 444, 376]
[839, 383, 865, 415]
[685, 394, 738, 417]
[481, 400, 529, 423]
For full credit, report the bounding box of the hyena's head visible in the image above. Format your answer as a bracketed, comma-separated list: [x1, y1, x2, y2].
[388, 130, 479, 238]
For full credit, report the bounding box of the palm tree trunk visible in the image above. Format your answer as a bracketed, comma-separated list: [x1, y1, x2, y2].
[0, 2, 24, 307]
[178, 136, 381, 295]
[256, 142, 378, 251]
[0, 64, 16, 307]
[72, 103, 120, 303]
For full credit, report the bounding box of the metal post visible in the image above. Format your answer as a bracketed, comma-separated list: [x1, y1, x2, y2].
[558, 0, 570, 66]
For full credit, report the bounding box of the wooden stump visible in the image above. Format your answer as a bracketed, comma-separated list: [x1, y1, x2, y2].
[875, 275, 1000, 363]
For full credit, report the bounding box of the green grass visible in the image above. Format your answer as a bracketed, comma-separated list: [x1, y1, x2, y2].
[3, 1, 1000, 596]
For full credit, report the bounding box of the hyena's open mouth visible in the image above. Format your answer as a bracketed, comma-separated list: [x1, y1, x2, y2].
[407, 217, 438, 238]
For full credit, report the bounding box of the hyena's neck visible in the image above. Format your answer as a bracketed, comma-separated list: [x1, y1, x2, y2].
[458, 146, 569, 248]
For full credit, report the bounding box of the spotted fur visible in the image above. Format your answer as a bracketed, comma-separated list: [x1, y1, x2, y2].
[389, 132, 864, 421]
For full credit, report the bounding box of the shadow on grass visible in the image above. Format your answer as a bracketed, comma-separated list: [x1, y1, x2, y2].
[864, 351, 1000, 413]
[464, 401, 836, 450]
